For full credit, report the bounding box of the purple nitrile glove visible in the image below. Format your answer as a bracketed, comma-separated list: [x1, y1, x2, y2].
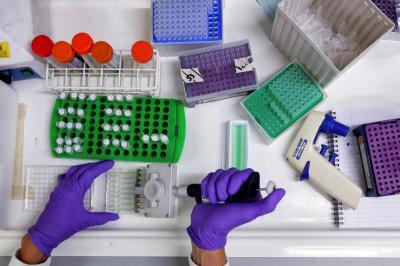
[28, 160, 119, 256]
[187, 168, 285, 251]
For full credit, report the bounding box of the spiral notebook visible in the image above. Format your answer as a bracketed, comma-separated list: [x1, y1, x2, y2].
[330, 106, 400, 228]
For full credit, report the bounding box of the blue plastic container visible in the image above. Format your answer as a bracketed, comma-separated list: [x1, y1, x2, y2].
[152, 0, 223, 44]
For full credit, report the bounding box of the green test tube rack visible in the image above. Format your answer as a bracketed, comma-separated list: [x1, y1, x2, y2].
[50, 95, 186, 163]
[242, 62, 325, 142]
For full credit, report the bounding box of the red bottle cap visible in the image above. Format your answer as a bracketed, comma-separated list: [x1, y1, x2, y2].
[31, 35, 54, 58]
[131, 40, 153, 64]
[91, 41, 114, 64]
[52, 41, 76, 64]
[72, 32, 94, 55]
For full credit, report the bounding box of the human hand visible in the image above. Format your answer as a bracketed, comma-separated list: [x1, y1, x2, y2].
[187, 168, 285, 251]
[28, 160, 119, 256]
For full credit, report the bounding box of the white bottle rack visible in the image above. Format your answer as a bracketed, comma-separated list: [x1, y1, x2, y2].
[46, 50, 161, 96]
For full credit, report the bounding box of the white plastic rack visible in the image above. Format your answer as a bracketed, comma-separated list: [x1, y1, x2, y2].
[46, 50, 161, 96]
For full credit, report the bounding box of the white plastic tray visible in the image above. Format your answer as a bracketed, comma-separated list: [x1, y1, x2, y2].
[46, 50, 161, 96]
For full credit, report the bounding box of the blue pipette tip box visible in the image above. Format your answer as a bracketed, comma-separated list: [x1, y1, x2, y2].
[152, 0, 223, 44]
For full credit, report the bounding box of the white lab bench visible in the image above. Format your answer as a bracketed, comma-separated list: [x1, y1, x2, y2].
[1, 0, 400, 258]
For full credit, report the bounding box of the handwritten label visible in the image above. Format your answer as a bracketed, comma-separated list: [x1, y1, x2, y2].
[234, 57, 254, 73]
[0, 42, 11, 58]
[181, 68, 204, 83]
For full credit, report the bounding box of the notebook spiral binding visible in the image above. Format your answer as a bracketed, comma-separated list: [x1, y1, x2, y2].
[328, 111, 344, 226]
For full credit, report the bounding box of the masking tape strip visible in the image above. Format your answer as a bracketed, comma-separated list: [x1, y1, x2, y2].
[12, 104, 27, 200]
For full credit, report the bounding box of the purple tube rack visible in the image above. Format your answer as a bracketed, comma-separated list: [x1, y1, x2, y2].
[179, 41, 258, 107]
[364, 119, 400, 196]
[372, 0, 399, 31]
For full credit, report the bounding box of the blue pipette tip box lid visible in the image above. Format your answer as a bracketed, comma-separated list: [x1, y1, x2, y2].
[152, 0, 223, 44]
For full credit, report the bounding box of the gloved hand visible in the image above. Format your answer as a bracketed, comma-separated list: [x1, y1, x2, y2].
[187, 168, 285, 251]
[28, 160, 119, 256]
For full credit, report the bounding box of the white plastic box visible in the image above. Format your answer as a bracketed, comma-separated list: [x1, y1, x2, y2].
[271, 0, 394, 87]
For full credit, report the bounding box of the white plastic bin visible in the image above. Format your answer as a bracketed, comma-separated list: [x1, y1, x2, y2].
[271, 0, 394, 87]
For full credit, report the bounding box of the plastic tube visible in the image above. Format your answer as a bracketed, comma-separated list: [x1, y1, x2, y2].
[131, 40, 154, 64]
[91, 41, 120, 68]
[52, 41, 85, 68]
[31, 35, 63, 67]
[71, 32, 99, 68]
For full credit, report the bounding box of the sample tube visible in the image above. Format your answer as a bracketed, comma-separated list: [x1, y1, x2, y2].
[121, 124, 130, 132]
[78, 93, 86, 101]
[112, 138, 120, 147]
[114, 109, 122, 117]
[105, 108, 113, 116]
[31, 35, 62, 68]
[151, 134, 160, 142]
[55, 147, 64, 154]
[52, 41, 85, 68]
[103, 138, 111, 147]
[70, 92, 79, 101]
[71, 32, 99, 68]
[115, 95, 124, 102]
[65, 137, 73, 146]
[58, 108, 67, 116]
[125, 95, 133, 102]
[91, 41, 120, 68]
[131, 40, 154, 64]
[56, 137, 64, 146]
[142, 135, 150, 144]
[59, 92, 68, 100]
[88, 94, 97, 101]
[124, 110, 132, 117]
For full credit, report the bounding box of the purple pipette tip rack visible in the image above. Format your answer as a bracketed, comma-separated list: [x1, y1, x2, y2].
[361, 119, 400, 196]
[372, 0, 399, 31]
[179, 41, 258, 107]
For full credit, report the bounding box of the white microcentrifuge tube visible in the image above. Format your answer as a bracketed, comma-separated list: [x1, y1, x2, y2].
[107, 95, 115, 102]
[142, 135, 150, 144]
[102, 124, 112, 131]
[66, 122, 74, 131]
[151, 134, 160, 142]
[114, 109, 122, 117]
[67, 107, 75, 115]
[116, 95, 124, 102]
[103, 138, 111, 147]
[75, 123, 83, 131]
[121, 124, 130, 132]
[88, 94, 96, 101]
[59, 92, 68, 100]
[160, 134, 169, 144]
[56, 121, 66, 129]
[73, 137, 82, 144]
[105, 108, 113, 116]
[125, 95, 133, 102]
[55, 147, 64, 154]
[64, 137, 73, 146]
[78, 93, 86, 101]
[124, 110, 132, 117]
[73, 144, 83, 153]
[112, 139, 120, 147]
[77, 109, 85, 117]
[64, 146, 73, 154]
[70, 92, 79, 101]
[58, 108, 67, 116]
[112, 124, 120, 132]
[56, 137, 64, 145]
[121, 140, 130, 150]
